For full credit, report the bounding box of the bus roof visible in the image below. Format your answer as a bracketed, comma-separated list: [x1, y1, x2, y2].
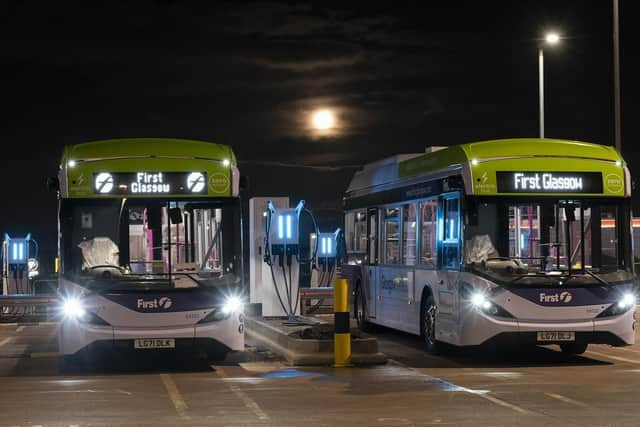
[61, 138, 236, 165]
[59, 138, 239, 199]
[345, 138, 628, 203]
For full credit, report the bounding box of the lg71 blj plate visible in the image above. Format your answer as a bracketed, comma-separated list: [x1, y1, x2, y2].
[536, 332, 575, 342]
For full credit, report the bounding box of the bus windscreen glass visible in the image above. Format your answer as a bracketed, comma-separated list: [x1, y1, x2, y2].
[60, 198, 242, 291]
[464, 199, 632, 285]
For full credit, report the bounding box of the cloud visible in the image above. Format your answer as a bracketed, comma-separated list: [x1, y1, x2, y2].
[236, 50, 366, 72]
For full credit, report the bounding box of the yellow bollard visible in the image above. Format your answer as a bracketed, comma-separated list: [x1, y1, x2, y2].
[334, 278, 351, 367]
[54, 257, 59, 273]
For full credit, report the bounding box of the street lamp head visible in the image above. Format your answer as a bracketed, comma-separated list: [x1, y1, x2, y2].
[545, 33, 560, 45]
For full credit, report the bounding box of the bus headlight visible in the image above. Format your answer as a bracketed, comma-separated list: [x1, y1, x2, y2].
[598, 292, 637, 318]
[62, 297, 86, 319]
[471, 293, 492, 310]
[222, 296, 243, 315]
[618, 293, 636, 309]
[469, 292, 514, 318]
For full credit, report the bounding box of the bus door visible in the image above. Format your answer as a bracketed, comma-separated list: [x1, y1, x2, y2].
[379, 204, 417, 331]
[366, 208, 378, 318]
[436, 194, 461, 336]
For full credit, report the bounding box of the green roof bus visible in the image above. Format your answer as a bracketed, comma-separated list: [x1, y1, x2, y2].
[342, 138, 635, 356]
[54, 138, 245, 363]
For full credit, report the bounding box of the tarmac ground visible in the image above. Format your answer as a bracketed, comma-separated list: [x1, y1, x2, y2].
[2, 320, 640, 426]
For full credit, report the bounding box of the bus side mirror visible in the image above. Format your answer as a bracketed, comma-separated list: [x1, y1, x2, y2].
[239, 175, 249, 191]
[46, 177, 59, 192]
[168, 207, 183, 224]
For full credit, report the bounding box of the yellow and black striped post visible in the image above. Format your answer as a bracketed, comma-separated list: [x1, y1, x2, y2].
[334, 278, 351, 367]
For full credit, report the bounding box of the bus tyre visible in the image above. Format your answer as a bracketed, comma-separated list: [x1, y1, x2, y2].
[560, 342, 588, 356]
[421, 294, 440, 354]
[354, 284, 371, 332]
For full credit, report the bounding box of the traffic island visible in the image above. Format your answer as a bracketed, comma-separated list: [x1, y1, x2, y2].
[245, 316, 387, 366]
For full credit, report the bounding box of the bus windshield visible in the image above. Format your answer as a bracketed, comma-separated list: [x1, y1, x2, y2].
[464, 198, 632, 285]
[60, 198, 242, 291]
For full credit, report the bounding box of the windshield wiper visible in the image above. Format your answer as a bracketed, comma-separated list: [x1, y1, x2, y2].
[508, 272, 548, 285]
[583, 269, 611, 287]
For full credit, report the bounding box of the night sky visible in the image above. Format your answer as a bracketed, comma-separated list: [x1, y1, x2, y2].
[2, 1, 638, 270]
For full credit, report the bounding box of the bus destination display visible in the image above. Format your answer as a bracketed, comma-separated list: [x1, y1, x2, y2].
[93, 171, 208, 195]
[496, 171, 603, 193]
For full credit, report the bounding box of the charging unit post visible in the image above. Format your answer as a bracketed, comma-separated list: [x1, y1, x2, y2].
[314, 229, 342, 287]
[261, 200, 321, 326]
[2, 233, 37, 296]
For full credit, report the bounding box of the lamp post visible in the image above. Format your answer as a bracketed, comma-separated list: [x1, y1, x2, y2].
[539, 32, 560, 139]
[613, 0, 621, 153]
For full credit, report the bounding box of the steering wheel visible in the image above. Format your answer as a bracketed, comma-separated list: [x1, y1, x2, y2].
[86, 265, 126, 278]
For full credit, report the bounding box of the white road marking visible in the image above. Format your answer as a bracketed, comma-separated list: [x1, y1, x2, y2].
[476, 371, 523, 380]
[0, 337, 12, 347]
[586, 349, 640, 365]
[213, 365, 270, 421]
[388, 360, 530, 415]
[611, 346, 640, 355]
[15, 326, 25, 333]
[160, 374, 190, 420]
[465, 388, 530, 414]
[545, 392, 588, 407]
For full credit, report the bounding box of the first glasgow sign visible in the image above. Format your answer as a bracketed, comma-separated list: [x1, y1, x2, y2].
[496, 171, 603, 193]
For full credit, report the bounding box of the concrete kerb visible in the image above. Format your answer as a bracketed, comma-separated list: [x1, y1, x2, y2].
[245, 316, 387, 366]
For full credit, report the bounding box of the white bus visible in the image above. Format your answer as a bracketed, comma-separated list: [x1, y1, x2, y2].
[54, 138, 245, 364]
[342, 138, 635, 355]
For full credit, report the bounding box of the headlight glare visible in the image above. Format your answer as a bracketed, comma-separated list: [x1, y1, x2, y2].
[468, 291, 513, 318]
[597, 291, 637, 318]
[62, 298, 86, 319]
[222, 296, 243, 315]
[618, 293, 636, 309]
[471, 293, 489, 309]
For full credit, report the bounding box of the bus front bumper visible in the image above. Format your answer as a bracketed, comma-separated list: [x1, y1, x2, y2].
[458, 308, 635, 347]
[59, 314, 244, 356]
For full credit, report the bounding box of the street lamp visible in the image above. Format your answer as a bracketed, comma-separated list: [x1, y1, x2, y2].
[539, 32, 560, 138]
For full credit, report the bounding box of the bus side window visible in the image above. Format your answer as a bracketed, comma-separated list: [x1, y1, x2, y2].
[420, 199, 437, 267]
[345, 211, 356, 252]
[383, 207, 401, 264]
[354, 211, 367, 252]
[403, 203, 417, 266]
[440, 196, 461, 270]
[367, 208, 378, 265]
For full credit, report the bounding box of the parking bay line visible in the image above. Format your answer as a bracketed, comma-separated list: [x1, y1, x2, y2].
[586, 350, 640, 365]
[212, 365, 270, 421]
[389, 360, 531, 415]
[160, 373, 190, 421]
[545, 393, 589, 408]
[0, 337, 12, 347]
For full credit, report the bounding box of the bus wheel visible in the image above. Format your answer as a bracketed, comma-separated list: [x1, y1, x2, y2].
[354, 284, 370, 332]
[421, 294, 440, 354]
[560, 342, 588, 356]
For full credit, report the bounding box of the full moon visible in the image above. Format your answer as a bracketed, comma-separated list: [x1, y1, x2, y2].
[312, 109, 335, 130]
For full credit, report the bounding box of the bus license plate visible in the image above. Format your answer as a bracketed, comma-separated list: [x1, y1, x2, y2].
[134, 338, 175, 349]
[537, 332, 575, 342]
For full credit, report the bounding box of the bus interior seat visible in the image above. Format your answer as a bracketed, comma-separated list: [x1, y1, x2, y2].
[78, 237, 121, 272]
[465, 234, 499, 264]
